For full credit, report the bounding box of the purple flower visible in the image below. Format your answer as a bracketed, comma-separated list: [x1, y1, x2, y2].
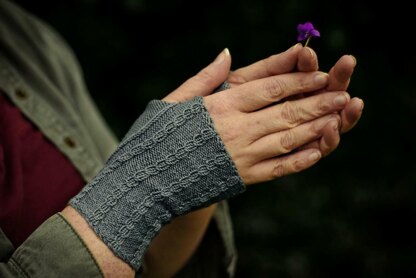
[297, 22, 320, 46]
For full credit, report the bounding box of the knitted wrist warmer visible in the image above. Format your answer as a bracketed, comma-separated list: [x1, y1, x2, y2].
[69, 96, 245, 270]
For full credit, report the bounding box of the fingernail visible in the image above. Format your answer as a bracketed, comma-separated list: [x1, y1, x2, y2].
[288, 43, 301, 51]
[308, 151, 321, 162]
[349, 55, 357, 66]
[214, 48, 230, 65]
[334, 94, 347, 106]
[314, 72, 329, 85]
[358, 98, 364, 111]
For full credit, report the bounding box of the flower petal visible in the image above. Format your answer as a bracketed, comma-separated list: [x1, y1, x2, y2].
[297, 34, 306, 41]
[297, 23, 306, 33]
[310, 29, 320, 37]
[303, 22, 314, 31]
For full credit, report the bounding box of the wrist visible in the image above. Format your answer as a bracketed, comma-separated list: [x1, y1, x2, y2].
[61, 206, 135, 277]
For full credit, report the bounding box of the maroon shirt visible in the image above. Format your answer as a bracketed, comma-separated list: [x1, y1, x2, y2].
[0, 91, 85, 247]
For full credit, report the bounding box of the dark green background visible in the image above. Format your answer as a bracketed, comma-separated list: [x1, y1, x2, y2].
[14, 0, 415, 277]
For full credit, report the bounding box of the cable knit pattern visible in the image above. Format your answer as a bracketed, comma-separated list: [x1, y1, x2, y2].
[69, 96, 245, 270]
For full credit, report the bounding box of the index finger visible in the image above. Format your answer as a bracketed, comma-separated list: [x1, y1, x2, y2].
[228, 43, 302, 84]
[224, 71, 329, 112]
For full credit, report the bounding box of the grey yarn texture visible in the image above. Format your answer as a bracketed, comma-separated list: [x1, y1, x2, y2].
[69, 96, 245, 270]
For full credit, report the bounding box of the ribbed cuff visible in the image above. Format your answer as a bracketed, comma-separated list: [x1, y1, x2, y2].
[70, 96, 245, 270]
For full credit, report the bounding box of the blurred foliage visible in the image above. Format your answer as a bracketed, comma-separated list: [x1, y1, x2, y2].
[14, 0, 416, 277]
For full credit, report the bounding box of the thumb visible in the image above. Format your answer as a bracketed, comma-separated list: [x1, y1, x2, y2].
[163, 48, 231, 103]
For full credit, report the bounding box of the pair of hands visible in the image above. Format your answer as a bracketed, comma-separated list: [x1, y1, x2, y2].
[163, 44, 363, 186]
[61, 45, 363, 278]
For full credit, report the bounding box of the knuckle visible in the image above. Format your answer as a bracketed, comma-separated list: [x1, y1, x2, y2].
[329, 114, 342, 128]
[264, 78, 287, 101]
[332, 113, 342, 122]
[292, 158, 305, 173]
[280, 131, 296, 153]
[310, 119, 324, 135]
[279, 101, 300, 127]
[220, 127, 240, 142]
[272, 155, 306, 180]
[204, 96, 228, 116]
[272, 161, 286, 179]
[310, 113, 341, 135]
[317, 98, 332, 113]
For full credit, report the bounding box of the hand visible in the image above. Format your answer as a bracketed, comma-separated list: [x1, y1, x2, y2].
[223, 45, 363, 156]
[162, 46, 353, 185]
[203, 71, 347, 185]
[226, 44, 363, 135]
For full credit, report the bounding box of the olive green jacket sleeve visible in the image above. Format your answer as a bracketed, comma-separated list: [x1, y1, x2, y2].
[0, 214, 103, 278]
[0, 210, 233, 277]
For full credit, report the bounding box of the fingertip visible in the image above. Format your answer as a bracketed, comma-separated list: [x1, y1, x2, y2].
[288, 43, 302, 52]
[306, 47, 316, 59]
[348, 54, 357, 67]
[210, 48, 232, 82]
[314, 72, 329, 85]
[299, 46, 313, 59]
[224, 47, 230, 56]
[338, 55, 356, 72]
[213, 48, 229, 65]
[329, 56, 355, 88]
[308, 149, 322, 162]
[223, 48, 233, 70]
[356, 97, 364, 111]
[349, 97, 364, 117]
[340, 97, 364, 133]
[298, 46, 319, 72]
[224, 47, 232, 64]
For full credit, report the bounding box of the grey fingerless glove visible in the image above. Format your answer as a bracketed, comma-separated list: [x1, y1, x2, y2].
[69, 96, 245, 270]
